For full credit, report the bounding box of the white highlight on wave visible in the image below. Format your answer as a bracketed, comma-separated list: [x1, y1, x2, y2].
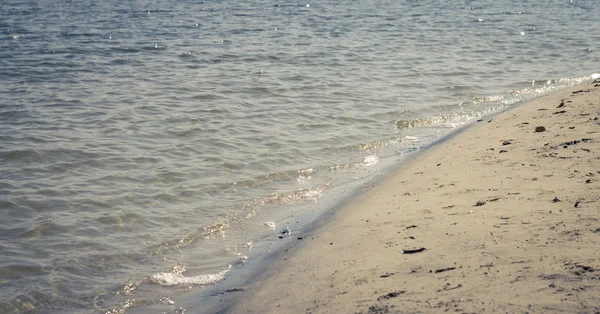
[150, 265, 231, 286]
[361, 155, 379, 167]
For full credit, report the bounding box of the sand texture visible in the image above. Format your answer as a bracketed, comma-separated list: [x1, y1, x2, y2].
[230, 81, 600, 313]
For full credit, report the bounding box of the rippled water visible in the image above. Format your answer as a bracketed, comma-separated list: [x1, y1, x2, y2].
[0, 0, 599, 312]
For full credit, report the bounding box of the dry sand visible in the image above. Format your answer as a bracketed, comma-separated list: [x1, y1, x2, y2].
[229, 81, 600, 313]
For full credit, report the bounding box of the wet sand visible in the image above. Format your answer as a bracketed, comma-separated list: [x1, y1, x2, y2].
[228, 81, 600, 313]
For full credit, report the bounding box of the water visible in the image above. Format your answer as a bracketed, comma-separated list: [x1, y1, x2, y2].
[0, 0, 598, 312]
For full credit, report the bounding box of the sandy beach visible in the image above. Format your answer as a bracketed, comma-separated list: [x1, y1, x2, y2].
[227, 81, 600, 313]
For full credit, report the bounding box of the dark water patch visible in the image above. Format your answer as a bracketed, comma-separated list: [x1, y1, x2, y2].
[0, 149, 45, 164]
[0, 264, 45, 281]
[109, 46, 142, 54]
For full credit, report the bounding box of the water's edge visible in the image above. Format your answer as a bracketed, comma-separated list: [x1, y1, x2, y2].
[135, 79, 595, 314]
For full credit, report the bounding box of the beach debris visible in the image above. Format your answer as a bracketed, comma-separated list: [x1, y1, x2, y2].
[403, 247, 426, 254]
[475, 201, 486, 206]
[585, 179, 592, 183]
[574, 201, 581, 208]
[377, 291, 405, 301]
[380, 273, 394, 278]
[563, 140, 581, 147]
[592, 228, 600, 234]
[224, 288, 244, 293]
[564, 263, 596, 277]
[499, 150, 508, 153]
[559, 138, 591, 148]
[434, 267, 457, 274]
[557, 100, 565, 108]
[406, 225, 418, 229]
[502, 140, 512, 145]
[437, 283, 462, 292]
[534, 126, 546, 133]
[572, 90, 586, 94]
[212, 288, 245, 296]
[278, 227, 291, 238]
[539, 274, 563, 281]
[297, 237, 304, 240]
[553, 110, 567, 114]
[552, 197, 561, 203]
[367, 305, 391, 313]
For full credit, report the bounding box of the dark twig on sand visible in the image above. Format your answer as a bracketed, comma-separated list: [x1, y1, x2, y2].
[377, 291, 406, 301]
[403, 247, 426, 254]
[434, 267, 457, 274]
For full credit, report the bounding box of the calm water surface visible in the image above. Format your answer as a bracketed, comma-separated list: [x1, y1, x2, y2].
[0, 0, 599, 312]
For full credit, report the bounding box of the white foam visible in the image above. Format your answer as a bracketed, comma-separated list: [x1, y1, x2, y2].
[361, 155, 379, 166]
[403, 136, 421, 142]
[159, 297, 175, 305]
[264, 221, 276, 230]
[297, 175, 312, 182]
[592, 73, 600, 79]
[150, 265, 231, 286]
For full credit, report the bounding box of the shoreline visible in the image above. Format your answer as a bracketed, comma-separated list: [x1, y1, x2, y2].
[225, 80, 600, 313]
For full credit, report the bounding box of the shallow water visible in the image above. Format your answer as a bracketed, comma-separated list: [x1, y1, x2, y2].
[0, 0, 599, 312]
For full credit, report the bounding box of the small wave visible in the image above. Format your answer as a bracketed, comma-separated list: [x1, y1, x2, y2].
[246, 184, 329, 207]
[149, 219, 229, 255]
[395, 114, 470, 130]
[231, 167, 315, 189]
[395, 74, 597, 132]
[336, 138, 402, 153]
[150, 265, 231, 286]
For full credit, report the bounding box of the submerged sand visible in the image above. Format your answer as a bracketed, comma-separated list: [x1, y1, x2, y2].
[229, 81, 600, 313]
